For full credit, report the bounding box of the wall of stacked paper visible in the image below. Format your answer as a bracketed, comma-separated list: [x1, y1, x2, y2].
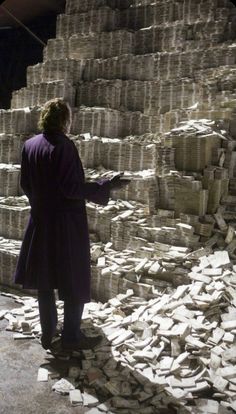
[1, 0, 236, 411]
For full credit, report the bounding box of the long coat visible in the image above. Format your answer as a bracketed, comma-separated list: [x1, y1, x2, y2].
[14, 132, 110, 302]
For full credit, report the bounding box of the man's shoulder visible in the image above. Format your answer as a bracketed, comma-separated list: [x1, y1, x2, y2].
[24, 133, 75, 154]
[54, 134, 76, 151]
[24, 133, 43, 149]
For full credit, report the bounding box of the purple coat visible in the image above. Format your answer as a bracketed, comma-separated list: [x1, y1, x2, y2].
[14, 133, 110, 302]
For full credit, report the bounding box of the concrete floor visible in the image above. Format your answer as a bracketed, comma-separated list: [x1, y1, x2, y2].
[0, 292, 86, 414]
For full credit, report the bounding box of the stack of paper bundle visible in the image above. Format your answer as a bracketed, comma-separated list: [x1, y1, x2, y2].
[85, 167, 157, 211]
[223, 140, 236, 177]
[221, 193, 236, 218]
[175, 133, 221, 172]
[111, 204, 149, 249]
[130, 142, 157, 170]
[76, 80, 122, 110]
[66, 30, 135, 61]
[0, 164, 21, 197]
[42, 60, 84, 84]
[97, 30, 134, 58]
[84, 44, 236, 85]
[73, 136, 102, 168]
[175, 175, 208, 213]
[127, 0, 160, 5]
[0, 109, 39, 134]
[91, 266, 106, 301]
[157, 51, 191, 81]
[0, 238, 21, 286]
[217, 68, 236, 96]
[26, 63, 43, 86]
[11, 88, 30, 109]
[121, 81, 153, 112]
[83, 57, 107, 81]
[87, 204, 113, 242]
[66, 0, 108, 14]
[112, 174, 158, 212]
[91, 264, 121, 302]
[65, 0, 135, 13]
[135, 24, 188, 54]
[135, 219, 200, 247]
[0, 202, 30, 240]
[146, 209, 177, 228]
[175, 0, 233, 22]
[229, 178, 236, 195]
[195, 221, 216, 239]
[82, 234, 236, 300]
[147, 224, 200, 249]
[186, 109, 235, 128]
[86, 200, 136, 242]
[198, 91, 236, 114]
[181, 42, 231, 80]
[120, 3, 175, 30]
[151, 45, 235, 82]
[56, 7, 118, 38]
[118, 275, 153, 298]
[163, 120, 223, 172]
[156, 146, 175, 175]
[112, 219, 196, 252]
[157, 174, 176, 210]
[111, 220, 138, 250]
[84, 54, 156, 82]
[43, 38, 70, 61]
[127, 53, 151, 81]
[102, 140, 157, 171]
[73, 137, 159, 171]
[202, 167, 229, 214]
[102, 139, 129, 171]
[71, 107, 123, 138]
[175, 0, 232, 23]
[11, 82, 75, 109]
[157, 173, 210, 217]
[0, 134, 21, 164]
[68, 34, 97, 59]
[123, 112, 161, 136]
[184, 44, 236, 76]
[122, 79, 195, 114]
[87, 199, 149, 245]
[65, 0, 133, 14]
[175, 187, 209, 217]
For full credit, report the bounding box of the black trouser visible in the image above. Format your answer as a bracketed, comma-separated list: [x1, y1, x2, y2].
[38, 290, 84, 345]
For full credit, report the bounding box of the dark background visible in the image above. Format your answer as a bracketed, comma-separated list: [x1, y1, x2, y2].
[0, 0, 65, 108]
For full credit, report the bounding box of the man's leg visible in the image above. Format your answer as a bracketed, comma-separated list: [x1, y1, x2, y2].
[62, 300, 84, 346]
[38, 290, 58, 349]
[62, 300, 102, 350]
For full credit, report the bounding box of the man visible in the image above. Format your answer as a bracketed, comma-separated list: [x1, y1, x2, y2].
[14, 98, 129, 351]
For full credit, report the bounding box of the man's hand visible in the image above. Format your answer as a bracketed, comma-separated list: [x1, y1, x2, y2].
[110, 173, 131, 190]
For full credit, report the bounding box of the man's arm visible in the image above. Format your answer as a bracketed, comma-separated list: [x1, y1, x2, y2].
[20, 145, 31, 198]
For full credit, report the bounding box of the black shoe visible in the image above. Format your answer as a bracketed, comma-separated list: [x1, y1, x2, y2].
[41, 334, 52, 350]
[62, 334, 102, 351]
[41, 334, 61, 351]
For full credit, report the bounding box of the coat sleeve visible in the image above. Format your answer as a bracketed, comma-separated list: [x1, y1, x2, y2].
[52, 140, 110, 206]
[20, 145, 31, 199]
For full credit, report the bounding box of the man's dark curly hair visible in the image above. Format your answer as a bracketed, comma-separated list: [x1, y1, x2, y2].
[38, 98, 71, 134]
